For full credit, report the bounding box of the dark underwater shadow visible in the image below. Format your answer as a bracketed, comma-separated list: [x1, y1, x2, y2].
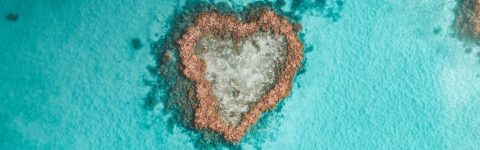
[142, 0, 344, 148]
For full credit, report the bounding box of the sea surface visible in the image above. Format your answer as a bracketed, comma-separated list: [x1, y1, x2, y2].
[1, 0, 479, 149]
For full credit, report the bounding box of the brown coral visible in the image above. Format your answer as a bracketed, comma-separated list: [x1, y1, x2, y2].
[177, 9, 303, 142]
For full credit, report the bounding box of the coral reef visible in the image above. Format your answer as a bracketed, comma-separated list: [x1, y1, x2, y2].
[177, 9, 303, 142]
[4, 13, 19, 22]
[455, 0, 480, 40]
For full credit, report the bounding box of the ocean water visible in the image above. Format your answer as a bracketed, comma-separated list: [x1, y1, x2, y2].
[1, 0, 479, 149]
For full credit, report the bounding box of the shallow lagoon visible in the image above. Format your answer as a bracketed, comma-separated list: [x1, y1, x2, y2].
[0, 0, 479, 149]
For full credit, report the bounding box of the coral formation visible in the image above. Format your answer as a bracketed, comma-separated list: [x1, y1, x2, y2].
[475, 0, 480, 33]
[177, 9, 303, 142]
[131, 38, 143, 50]
[455, 0, 480, 39]
[4, 13, 19, 22]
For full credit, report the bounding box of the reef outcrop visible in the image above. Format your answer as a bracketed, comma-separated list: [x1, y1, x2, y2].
[455, 0, 480, 39]
[177, 9, 303, 142]
[475, 0, 480, 33]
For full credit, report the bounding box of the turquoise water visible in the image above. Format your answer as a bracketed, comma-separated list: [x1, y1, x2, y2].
[1, 0, 479, 149]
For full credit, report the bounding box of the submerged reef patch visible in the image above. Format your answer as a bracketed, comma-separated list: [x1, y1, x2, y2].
[289, 0, 344, 21]
[131, 38, 143, 50]
[247, 0, 344, 22]
[4, 13, 19, 22]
